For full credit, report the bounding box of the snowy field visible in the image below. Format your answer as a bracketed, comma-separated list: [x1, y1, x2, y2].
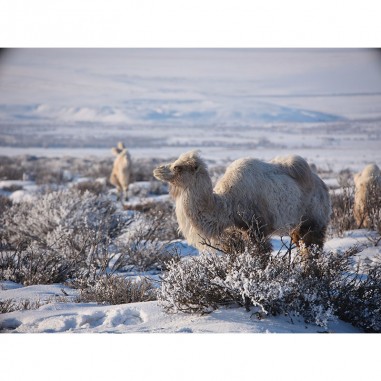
[1, 49, 381, 380]
[1, 231, 378, 334]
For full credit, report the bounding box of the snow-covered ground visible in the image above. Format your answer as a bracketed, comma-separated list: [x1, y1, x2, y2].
[1, 231, 379, 334]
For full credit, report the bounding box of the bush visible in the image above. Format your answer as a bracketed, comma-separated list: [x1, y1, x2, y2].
[0, 189, 131, 285]
[131, 158, 165, 182]
[0, 298, 44, 314]
[362, 181, 381, 236]
[334, 256, 381, 332]
[0, 245, 80, 285]
[159, 240, 381, 331]
[73, 275, 156, 305]
[115, 204, 180, 272]
[0, 156, 24, 180]
[329, 184, 357, 237]
[72, 180, 108, 195]
[0, 195, 12, 218]
[82, 159, 113, 180]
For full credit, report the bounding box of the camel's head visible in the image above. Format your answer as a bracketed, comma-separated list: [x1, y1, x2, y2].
[153, 150, 207, 187]
[111, 142, 126, 156]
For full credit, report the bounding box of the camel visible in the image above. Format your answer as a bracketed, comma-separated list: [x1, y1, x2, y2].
[153, 150, 331, 252]
[353, 163, 381, 228]
[109, 142, 132, 202]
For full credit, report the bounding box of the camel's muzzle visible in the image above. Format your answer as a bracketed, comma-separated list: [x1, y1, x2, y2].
[153, 165, 175, 182]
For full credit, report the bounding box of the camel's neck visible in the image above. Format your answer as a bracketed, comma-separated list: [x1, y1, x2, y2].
[174, 174, 232, 246]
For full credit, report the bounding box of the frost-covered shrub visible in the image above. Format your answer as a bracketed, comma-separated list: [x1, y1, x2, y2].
[0, 298, 44, 314]
[329, 184, 357, 237]
[159, 243, 381, 331]
[0, 189, 131, 285]
[0, 156, 24, 180]
[127, 181, 168, 199]
[115, 206, 180, 272]
[72, 180, 108, 195]
[0, 246, 80, 285]
[143, 201, 180, 242]
[110, 201, 180, 273]
[117, 238, 179, 273]
[74, 275, 156, 305]
[131, 157, 166, 182]
[159, 248, 335, 326]
[334, 256, 381, 332]
[362, 182, 381, 236]
[2, 188, 127, 247]
[82, 159, 113, 180]
[330, 178, 381, 240]
[0, 195, 12, 220]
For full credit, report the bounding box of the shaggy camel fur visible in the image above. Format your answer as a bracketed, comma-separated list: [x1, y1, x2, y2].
[109, 142, 132, 202]
[153, 151, 331, 251]
[353, 163, 381, 228]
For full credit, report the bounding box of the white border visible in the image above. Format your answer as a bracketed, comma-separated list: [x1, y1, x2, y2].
[1, 0, 380, 47]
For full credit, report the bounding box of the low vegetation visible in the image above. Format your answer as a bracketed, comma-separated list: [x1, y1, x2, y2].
[159, 237, 381, 332]
[1, 155, 380, 332]
[0, 180, 183, 306]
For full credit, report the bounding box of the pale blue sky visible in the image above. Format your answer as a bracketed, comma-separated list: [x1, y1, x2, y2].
[0, 49, 380, 125]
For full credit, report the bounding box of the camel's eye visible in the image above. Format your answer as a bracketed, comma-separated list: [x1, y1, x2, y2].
[173, 165, 183, 173]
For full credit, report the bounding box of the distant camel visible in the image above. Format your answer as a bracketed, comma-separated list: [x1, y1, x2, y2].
[353, 163, 381, 228]
[109, 142, 132, 202]
[154, 151, 331, 252]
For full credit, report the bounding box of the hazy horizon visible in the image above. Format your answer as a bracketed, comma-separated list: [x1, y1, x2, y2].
[1, 48, 381, 127]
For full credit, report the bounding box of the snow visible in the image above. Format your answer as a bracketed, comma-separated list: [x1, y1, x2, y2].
[0, 299, 362, 334]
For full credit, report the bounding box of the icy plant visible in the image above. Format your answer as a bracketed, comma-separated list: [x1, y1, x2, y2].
[74, 275, 156, 305]
[362, 181, 381, 239]
[0, 195, 12, 217]
[72, 180, 108, 196]
[0, 298, 44, 314]
[115, 204, 180, 272]
[0, 155, 24, 180]
[334, 255, 381, 332]
[329, 183, 357, 237]
[0, 189, 131, 285]
[0, 294, 72, 315]
[159, 241, 381, 331]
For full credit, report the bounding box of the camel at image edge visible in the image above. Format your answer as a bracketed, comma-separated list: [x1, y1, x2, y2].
[109, 142, 132, 202]
[153, 150, 331, 252]
[353, 163, 381, 229]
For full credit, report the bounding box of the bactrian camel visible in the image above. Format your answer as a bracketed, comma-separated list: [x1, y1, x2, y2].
[109, 141, 132, 202]
[154, 150, 331, 252]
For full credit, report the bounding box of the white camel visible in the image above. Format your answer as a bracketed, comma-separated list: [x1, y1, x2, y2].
[109, 142, 132, 202]
[353, 163, 381, 228]
[153, 150, 331, 251]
